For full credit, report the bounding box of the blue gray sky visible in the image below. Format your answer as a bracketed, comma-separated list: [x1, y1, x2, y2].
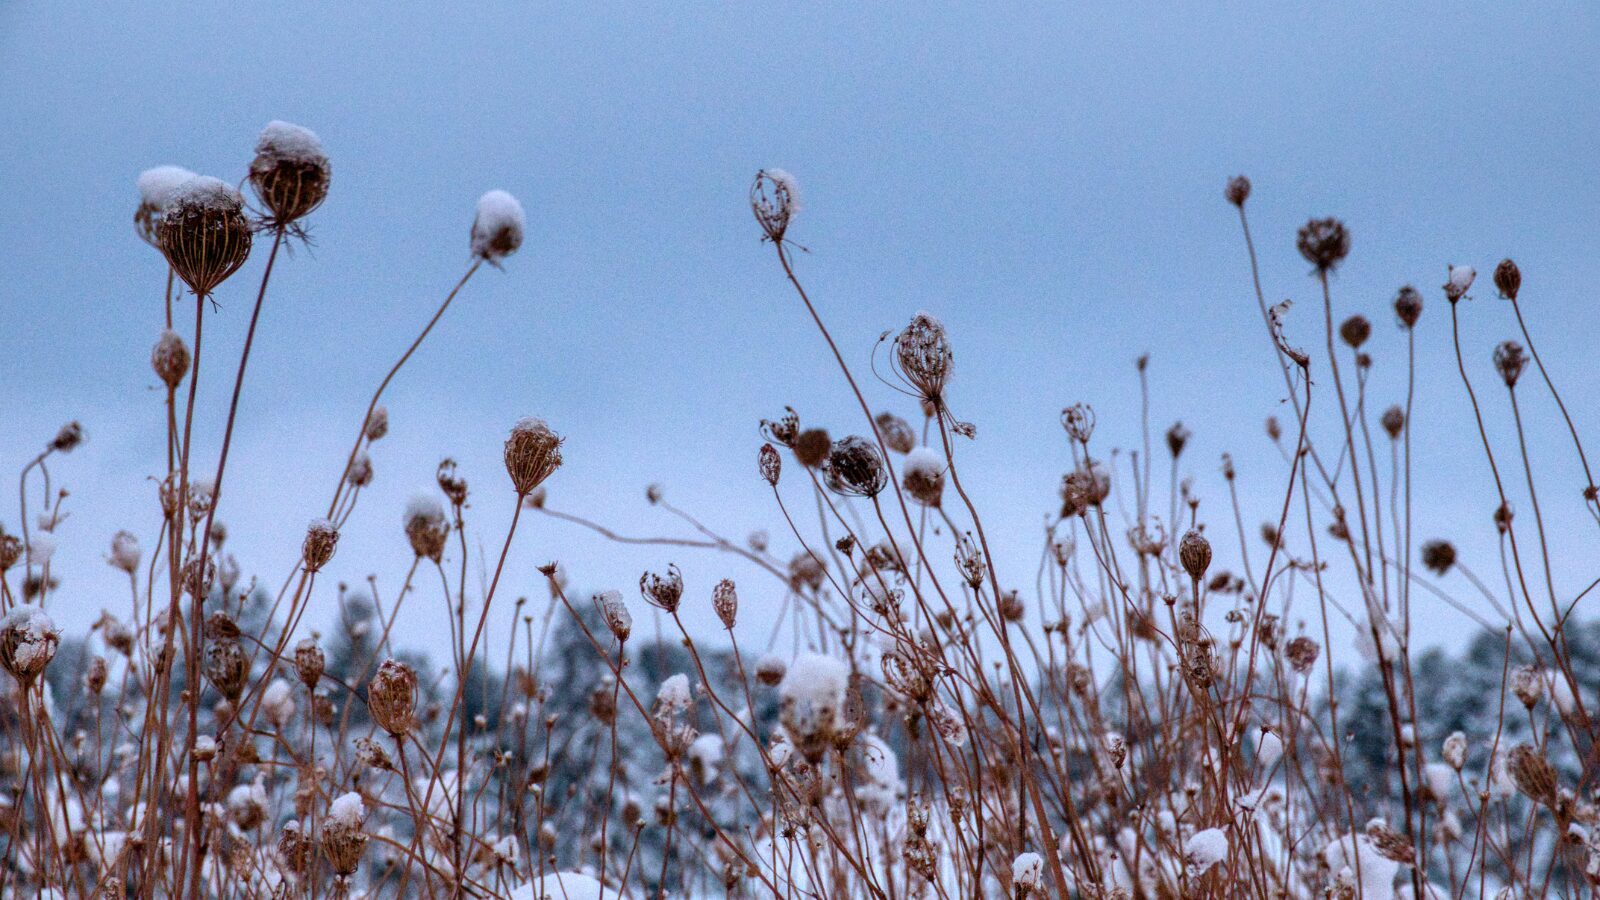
[3, 4, 1598, 661]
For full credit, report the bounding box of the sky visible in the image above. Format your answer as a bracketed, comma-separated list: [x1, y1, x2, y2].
[1, 3, 1598, 669]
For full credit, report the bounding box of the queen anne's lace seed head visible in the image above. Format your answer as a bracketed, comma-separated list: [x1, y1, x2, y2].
[159, 176, 253, 296]
[151, 330, 191, 388]
[823, 436, 888, 498]
[893, 313, 953, 403]
[302, 518, 339, 573]
[1296, 217, 1350, 272]
[369, 659, 418, 737]
[504, 416, 563, 495]
[0, 605, 59, 686]
[249, 120, 330, 226]
[1394, 285, 1423, 328]
[471, 189, 525, 262]
[640, 564, 684, 613]
[1494, 258, 1522, 300]
[751, 169, 800, 242]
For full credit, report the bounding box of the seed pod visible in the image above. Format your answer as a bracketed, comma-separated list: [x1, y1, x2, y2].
[51, 421, 85, 453]
[150, 330, 191, 388]
[1442, 731, 1468, 771]
[322, 793, 369, 877]
[471, 189, 525, 262]
[1339, 315, 1371, 349]
[86, 655, 109, 694]
[158, 176, 253, 297]
[1444, 265, 1476, 303]
[874, 411, 916, 454]
[1061, 403, 1096, 444]
[712, 579, 738, 629]
[1296, 217, 1350, 272]
[0, 605, 60, 686]
[345, 451, 374, 488]
[1179, 529, 1212, 582]
[294, 637, 325, 689]
[1511, 665, 1543, 709]
[1494, 258, 1521, 300]
[1225, 175, 1251, 207]
[641, 564, 684, 613]
[1507, 743, 1557, 807]
[1493, 341, 1528, 388]
[1284, 636, 1320, 674]
[1166, 421, 1191, 458]
[892, 313, 954, 402]
[1380, 406, 1404, 439]
[302, 518, 339, 573]
[1420, 539, 1456, 575]
[364, 406, 389, 442]
[823, 436, 888, 498]
[793, 428, 831, 469]
[203, 617, 249, 702]
[758, 443, 781, 486]
[901, 447, 945, 508]
[109, 530, 142, 574]
[504, 417, 564, 495]
[750, 169, 800, 242]
[595, 590, 632, 642]
[369, 659, 418, 737]
[402, 495, 449, 562]
[248, 120, 330, 226]
[1394, 285, 1423, 328]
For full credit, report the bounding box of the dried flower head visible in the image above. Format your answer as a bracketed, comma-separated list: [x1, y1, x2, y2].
[1364, 820, 1416, 865]
[1060, 403, 1096, 444]
[1380, 405, 1404, 439]
[1179, 529, 1212, 583]
[875, 411, 916, 454]
[1494, 258, 1521, 300]
[751, 168, 800, 242]
[712, 578, 738, 629]
[322, 793, 369, 877]
[294, 637, 325, 689]
[1511, 665, 1544, 709]
[109, 529, 141, 574]
[1420, 539, 1456, 575]
[51, 420, 85, 453]
[1339, 314, 1371, 349]
[892, 313, 954, 403]
[151, 329, 191, 388]
[640, 563, 684, 613]
[758, 443, 782, 486]
[302, 518, 339, 573]
[1493, 340, 1528, 388]
[1296, 217, 1351, 272]
[346, 450, 374, 488]
[1507, 743, 1557, 807]
[504, 416, 564, 495]
[901, 446, 945, 507]
[1225, 175, 1251, 207]
[1444, 265, 1476, 302]
[158, 176, 253, 296]
[436, 458, 468, 506]
[249, 120, 330, 226]
[1285, 635, 1320, 674]
[1394, 285, 1423, 328]
[369, 659, 418, 737]
[471, 189, 525, 262]
[0, 605, 59, 686]
[403, 494, 449, 562]
[595, 590, 632, 642]
[364, 405, 389, 442]
[782, 427, 830, 472]
[135, 165, 198, 245]
[1442, 731, 1468, 771]
[787, 553, 824, 594]
[203, 615, 249, 702]
[823, 435, 888, 498]
[1166, 421, 1191, 457]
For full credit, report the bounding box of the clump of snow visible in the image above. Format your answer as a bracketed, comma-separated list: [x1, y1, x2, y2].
[471, 189, 525, 260]
[510, 871, 603, 900]
[778, 653, 849, 742]
[1184, 827, 1228, 876]
[404, 493, 445, 527]
[261, 678, 296, 728]
[138, 165, 198, 210]
[327, 791, 365, 829]
[656, 673, 692, 715]
[1012, 852, 1044, 891]
[903, 446, 944, 479]
[1255, 728, 1283, 770]
[512, 415, 553, 435]
[255, 120, 327, 165]
[168, 176, 243, 212]
[1324, 831, 1400, 897]
[3, 605, 60, 673]
[27, 533, 56, 566]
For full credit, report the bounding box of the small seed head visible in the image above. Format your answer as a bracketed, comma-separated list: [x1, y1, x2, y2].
[1339, 315, 1371, 349]
[1296, 217, 1350, 272]
[751, 169, 800, 242]
[302, 518, 339, 573]
[893, 313, 953, 403]
[640, 563, 685, 613]
[1179, 529, 1212, 582]
[1225, 175, 1251, 207]
[248, 120, 330, 226]
[712, 579, 738, 629]
[1494, 258, 1521, 300]
[369, 659, 418, 737]
[1380, 405, 1404, 439]
[1394, 285, 1423, 328]
[504, 416, 564, 495]
[151, 330, 191, 388]
[823, 436, 888, 498]
[758, 443, 782, 486]
[294, 637, 325, 689]
[471, 189, 525, 262]
[158, 176, 253, 296]
[1493, 340, 1528, 388]
[793, 428, 831, 469]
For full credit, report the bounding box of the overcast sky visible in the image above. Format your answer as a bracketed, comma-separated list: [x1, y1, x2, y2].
[2, 3, 1597, 665]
